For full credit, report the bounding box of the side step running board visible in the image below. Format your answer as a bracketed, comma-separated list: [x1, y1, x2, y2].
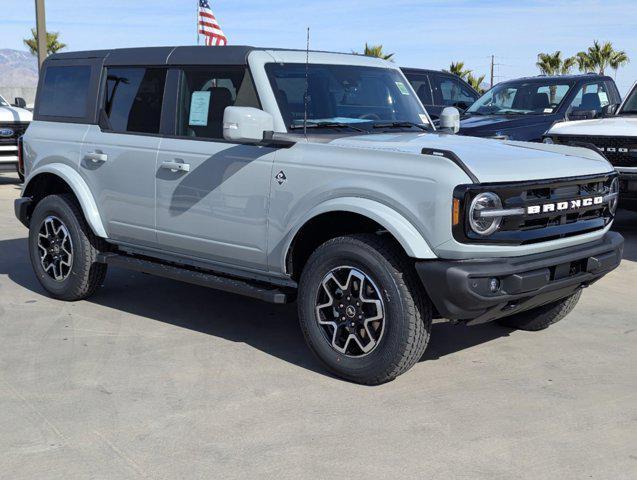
[97, 253, 290, 304]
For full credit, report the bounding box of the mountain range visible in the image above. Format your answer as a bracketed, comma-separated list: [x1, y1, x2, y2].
[0, 49, 39, 87]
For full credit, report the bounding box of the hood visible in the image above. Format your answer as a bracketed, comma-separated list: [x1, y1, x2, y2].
[459, 113, 554, 136]
[547, 116, 637, 137]
[0, 105, 32, 122]
[328, 132, 613, 183]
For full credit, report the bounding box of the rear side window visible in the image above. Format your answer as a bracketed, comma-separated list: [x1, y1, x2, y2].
[104, 67, 167, 134]
[39, 66, 91, 118]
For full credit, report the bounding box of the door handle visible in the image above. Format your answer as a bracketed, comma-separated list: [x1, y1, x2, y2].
[85, 151, 108, 163]
[160, 161, 191, 173]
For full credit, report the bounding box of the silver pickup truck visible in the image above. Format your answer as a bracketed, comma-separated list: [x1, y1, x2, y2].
[15, 46, 623, 384]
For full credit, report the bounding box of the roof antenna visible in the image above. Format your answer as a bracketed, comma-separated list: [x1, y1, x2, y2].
[304, 27, 310, 138]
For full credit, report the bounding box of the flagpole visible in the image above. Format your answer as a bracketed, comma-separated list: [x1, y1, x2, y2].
[196, 1, 199, 45]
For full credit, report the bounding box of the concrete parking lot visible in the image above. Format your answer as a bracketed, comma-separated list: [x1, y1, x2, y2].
[0, 172, 635, 480]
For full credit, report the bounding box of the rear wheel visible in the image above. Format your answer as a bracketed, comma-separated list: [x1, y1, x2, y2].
[497, 290, 582, 331]
[298, 234, 432, 385]
[28, 194, 107, 301]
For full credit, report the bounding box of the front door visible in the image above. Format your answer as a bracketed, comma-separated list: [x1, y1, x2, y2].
[154, 66, 274, 271]
[79, 66, 167, 247]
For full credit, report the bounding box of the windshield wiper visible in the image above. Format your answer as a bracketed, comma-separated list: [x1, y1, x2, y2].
[372, 121, 429, 131]
[289, 122, 367, 133]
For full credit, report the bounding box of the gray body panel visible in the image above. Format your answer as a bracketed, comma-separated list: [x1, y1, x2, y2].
[80, 125, 159, 246]
[155, 138, 275, 270]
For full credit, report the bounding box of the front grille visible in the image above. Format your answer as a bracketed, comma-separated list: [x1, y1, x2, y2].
[552, 135, 637, 168]
[453, 173, 617, 245]
[0, 122, 29, 145]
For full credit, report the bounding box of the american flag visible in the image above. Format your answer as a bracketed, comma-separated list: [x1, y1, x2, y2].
[198, 0, 228, 46]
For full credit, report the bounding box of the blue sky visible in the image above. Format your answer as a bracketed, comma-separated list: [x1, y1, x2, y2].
[2, 0, 636, 94]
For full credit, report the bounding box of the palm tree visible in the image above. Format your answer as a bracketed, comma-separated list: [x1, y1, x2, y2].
[359, 43, 394, 62]
[576, 41, 630, 75]
[466, 73, 486, 94]
[536, 51, 576, 75]
[23, 29, 66, 56]
[446, 61, 471, 80]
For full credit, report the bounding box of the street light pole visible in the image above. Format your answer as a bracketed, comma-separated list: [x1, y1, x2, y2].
[35, 0, 47, 72]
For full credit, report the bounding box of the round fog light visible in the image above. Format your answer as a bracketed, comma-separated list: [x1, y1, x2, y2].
[489, 277, 501, 293]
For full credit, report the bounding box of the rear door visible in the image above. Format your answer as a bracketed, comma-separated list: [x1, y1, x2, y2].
[154, 66, 275, 271]
[79, 66, 167, 247]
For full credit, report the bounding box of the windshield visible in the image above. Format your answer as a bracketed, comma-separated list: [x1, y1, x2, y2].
[0, 94, 8, 107]
[619, 85, 637, 115]
[265, 63, 431, 132]
[467, 80, 574, 115]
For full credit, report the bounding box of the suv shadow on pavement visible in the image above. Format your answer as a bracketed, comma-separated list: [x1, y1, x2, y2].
[612, 210, 637, 263]
[0, 236, 516, 377]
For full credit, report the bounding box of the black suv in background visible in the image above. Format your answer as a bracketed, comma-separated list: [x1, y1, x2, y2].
[457, 74, 621, 142]
[402, 68, 480, 120]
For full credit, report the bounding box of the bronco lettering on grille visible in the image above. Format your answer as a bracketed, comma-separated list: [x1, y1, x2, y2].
[526, 196, 604, 215]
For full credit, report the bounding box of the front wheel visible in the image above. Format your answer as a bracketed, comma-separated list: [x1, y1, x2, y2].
[28, 194, 107, 301]
[297, 234, 432, 385]
[497, 290, 582, 331]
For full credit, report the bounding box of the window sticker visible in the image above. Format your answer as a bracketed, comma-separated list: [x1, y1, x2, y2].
[395, 81, 410, 95]
[598, 91, 609, 105]
[543, 108, 553, 113]
[189, 91, 211, 126]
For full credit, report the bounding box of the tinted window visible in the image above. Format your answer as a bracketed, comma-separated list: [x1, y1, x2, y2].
[404, 73, 433, 105]
[176, 67, 258, 139]
[104, 67, 166, 134]
[569, 82, 610, 113]
[430, 73, 478, 107]
[39, 65, 91, 118]
[619, 85, 637, 114]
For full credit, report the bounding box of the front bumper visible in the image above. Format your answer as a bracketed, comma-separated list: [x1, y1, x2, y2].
[416, 231, 623, 325]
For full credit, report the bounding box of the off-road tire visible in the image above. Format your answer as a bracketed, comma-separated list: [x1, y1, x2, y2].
[298, 234, 432, 385]
[497, 290, 582, 331]
[28, 194, 107, 301]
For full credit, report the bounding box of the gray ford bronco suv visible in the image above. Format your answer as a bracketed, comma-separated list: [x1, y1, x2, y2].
[15, 46, 623, 384]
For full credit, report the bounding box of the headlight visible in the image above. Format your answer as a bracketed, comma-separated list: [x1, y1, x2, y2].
[609, 177, 619, 215]
[469, 192, 503, 236]
[543, 137, 554, 144]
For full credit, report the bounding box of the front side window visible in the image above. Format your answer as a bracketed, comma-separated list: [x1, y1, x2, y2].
[431, 73, 478, 108]
[104, 67, 167, 134]
[467, 80, 573, 115]
[175, 66, 259, 139]
[568, 82, 610, 114]
[266, 63, 430, 132]
[619, 84, 637, 115]
[39, 65, 92, 118]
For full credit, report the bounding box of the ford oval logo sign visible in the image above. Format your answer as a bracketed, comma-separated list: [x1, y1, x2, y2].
[0, 128, 14, 138]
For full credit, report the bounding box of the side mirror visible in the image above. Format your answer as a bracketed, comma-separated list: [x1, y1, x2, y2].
[13, 97, 27, 109]
[439, 107, 460, 134]
[601, 103, 619, 117]
[223, 107, 274, 144]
